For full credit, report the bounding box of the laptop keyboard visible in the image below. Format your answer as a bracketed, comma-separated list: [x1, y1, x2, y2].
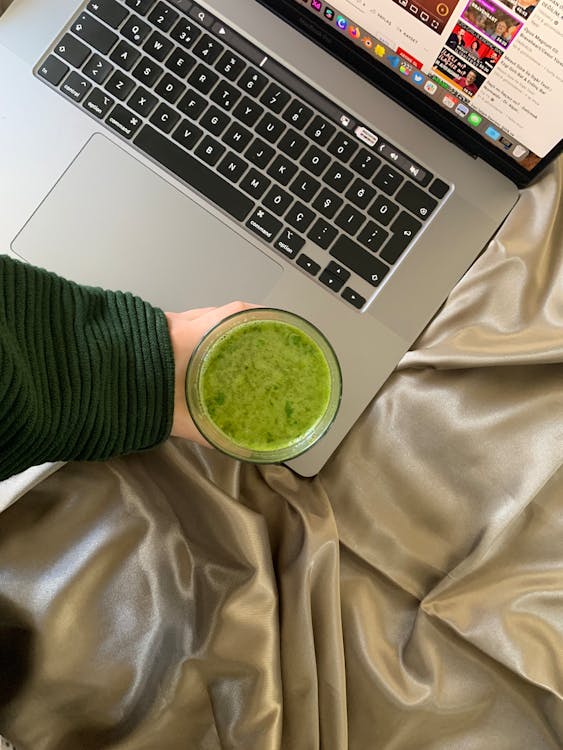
[35, 0, 452, 311]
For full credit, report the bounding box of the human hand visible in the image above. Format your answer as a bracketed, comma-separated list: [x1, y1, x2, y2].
[165, 301, 259, 445]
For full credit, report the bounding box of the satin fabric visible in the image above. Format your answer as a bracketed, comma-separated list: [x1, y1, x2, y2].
[1, 93, 562, 749]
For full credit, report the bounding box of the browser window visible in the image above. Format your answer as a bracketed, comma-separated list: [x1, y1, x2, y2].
[295, 0, 563, 170]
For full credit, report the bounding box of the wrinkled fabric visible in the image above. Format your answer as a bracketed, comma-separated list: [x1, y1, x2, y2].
[1, 151, 562, 748]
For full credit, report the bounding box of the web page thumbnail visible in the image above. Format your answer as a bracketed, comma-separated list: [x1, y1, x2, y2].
[461, 0, 523, 48]
[433, 47, 487, 96]
[446, 23, 504, 73]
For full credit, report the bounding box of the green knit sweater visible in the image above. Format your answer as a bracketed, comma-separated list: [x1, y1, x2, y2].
[0, 255, 175, 480]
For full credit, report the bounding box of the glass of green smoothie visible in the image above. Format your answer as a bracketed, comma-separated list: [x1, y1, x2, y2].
[186, 308, 342, 463]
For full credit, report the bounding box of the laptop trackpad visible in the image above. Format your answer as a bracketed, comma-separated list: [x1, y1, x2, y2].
[12, 134, 282, 311]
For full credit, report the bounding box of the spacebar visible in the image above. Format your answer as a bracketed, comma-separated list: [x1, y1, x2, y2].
[134, 125, 254, 222]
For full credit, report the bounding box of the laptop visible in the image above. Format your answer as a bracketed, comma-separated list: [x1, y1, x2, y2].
[0, 0, 560, 476]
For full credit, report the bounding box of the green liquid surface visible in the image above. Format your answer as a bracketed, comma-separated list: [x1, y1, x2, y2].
[200, 320, 332, 452]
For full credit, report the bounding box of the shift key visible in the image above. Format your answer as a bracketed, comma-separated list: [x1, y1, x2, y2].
[330, 235, 389, 287]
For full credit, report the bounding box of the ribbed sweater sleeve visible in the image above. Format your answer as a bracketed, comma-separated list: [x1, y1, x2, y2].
[0, 255, 175, 480]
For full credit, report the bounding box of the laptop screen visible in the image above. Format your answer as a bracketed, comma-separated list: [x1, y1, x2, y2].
[287, 0, 562, 173]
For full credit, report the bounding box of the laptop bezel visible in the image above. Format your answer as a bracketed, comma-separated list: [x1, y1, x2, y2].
[256, 0, 562, 189]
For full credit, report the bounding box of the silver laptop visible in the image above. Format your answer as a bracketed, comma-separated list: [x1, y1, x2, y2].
[1, 0, 560, 476]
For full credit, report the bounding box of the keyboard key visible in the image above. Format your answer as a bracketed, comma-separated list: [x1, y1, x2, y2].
[263, 185, 293, 216]
[143, 30, 173, 61]
[188, 4, 215, 29]
[274, 228, 305, 258]
[238, 67, 268, 96]
[150, 102, 180, 133]
[305, 115, 335, 146]
[345, 178, 376, 210]
[194, 134, 226, 165]
[255, 112, 286, 144]
[289, 171, 321, 202]
[177, 88, 207, 119]
[125, 0, 155, 15]
[260, 83, 291, 114]
[307, 218, 338, 250]
[210, 81, 240, 111]
[71, 13, 118, 54]
[326, 261, 350, 283]
[330, 236, 390, 287]
[246, 207, 282, 243]
[215, 50, 245, 80]
[373, 166, 403, 195]
[300, 145, 330, 177]
[200, 105, 230, 136]
[222, 122, 252, 153]
[110, 40, 141, 71]
[368, 195, 399, 226]
[38, 55, 69, 86]
[328, 132, 358, 162]
[83, 53, 114, 83]
[341, 287, 365, 309]
[54, 33, 90, 67]
[240, 168, 271, 199]
[429, 178, 449, 199]
[312, 187, 343, 219]
[357, 221, 389, 253]
[83, 87, 115, 118]
[170, 19, 201, 49]
[278, 129, 307, 159]
[135, 125, 253, 221]
[217, 152, 249, 183]
[245, 138, 275, 169]
[165, 48, 196, 78]
[172, 120, 204, 150]
[319, 267, 346, 293]
[87, 0, 128, 29]
[233, 96, 264, 127]
[379, 211, 422, 264]
[167, 0, 191, 10]
[283, 100, 313, 130]
[61, 70, 92, 101]
[188, 63, 218, 94]
[350, 148, 380, 179]
[148, 1, 179, 32]
[105, 69, 135, 100]
[155, 72, 186, 103]
[132, 56, 163, 86]
[396, 181, 438, 220]
[267, 154, 298, 186]
[106, 103, 142, 138]
[323, 163, 353, 193]
[335, 204, 365, 236]
[296, 254, 320, 276]
[128, 85, 158, 116]
[193, 34, 224, 65]
[286, 202, 315, 232]
[121, 15, 151, 45]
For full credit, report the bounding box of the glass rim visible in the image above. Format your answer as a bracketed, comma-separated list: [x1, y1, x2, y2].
[185, 307, 342, 463]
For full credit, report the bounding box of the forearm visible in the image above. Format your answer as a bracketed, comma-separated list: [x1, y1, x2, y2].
[0, 256, 175, 480]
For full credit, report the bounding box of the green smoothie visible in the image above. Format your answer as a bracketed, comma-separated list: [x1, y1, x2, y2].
[199, 319, 332, 452]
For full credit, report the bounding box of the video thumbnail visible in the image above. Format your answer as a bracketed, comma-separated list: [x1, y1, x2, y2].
[497, 0, 539, 19]
[461, 0, 523, 48]
[446, 23, 504, 73]
[433, 47, 487, 96]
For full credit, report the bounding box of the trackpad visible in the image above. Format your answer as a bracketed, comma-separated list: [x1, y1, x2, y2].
[12, 134, 282, 311]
